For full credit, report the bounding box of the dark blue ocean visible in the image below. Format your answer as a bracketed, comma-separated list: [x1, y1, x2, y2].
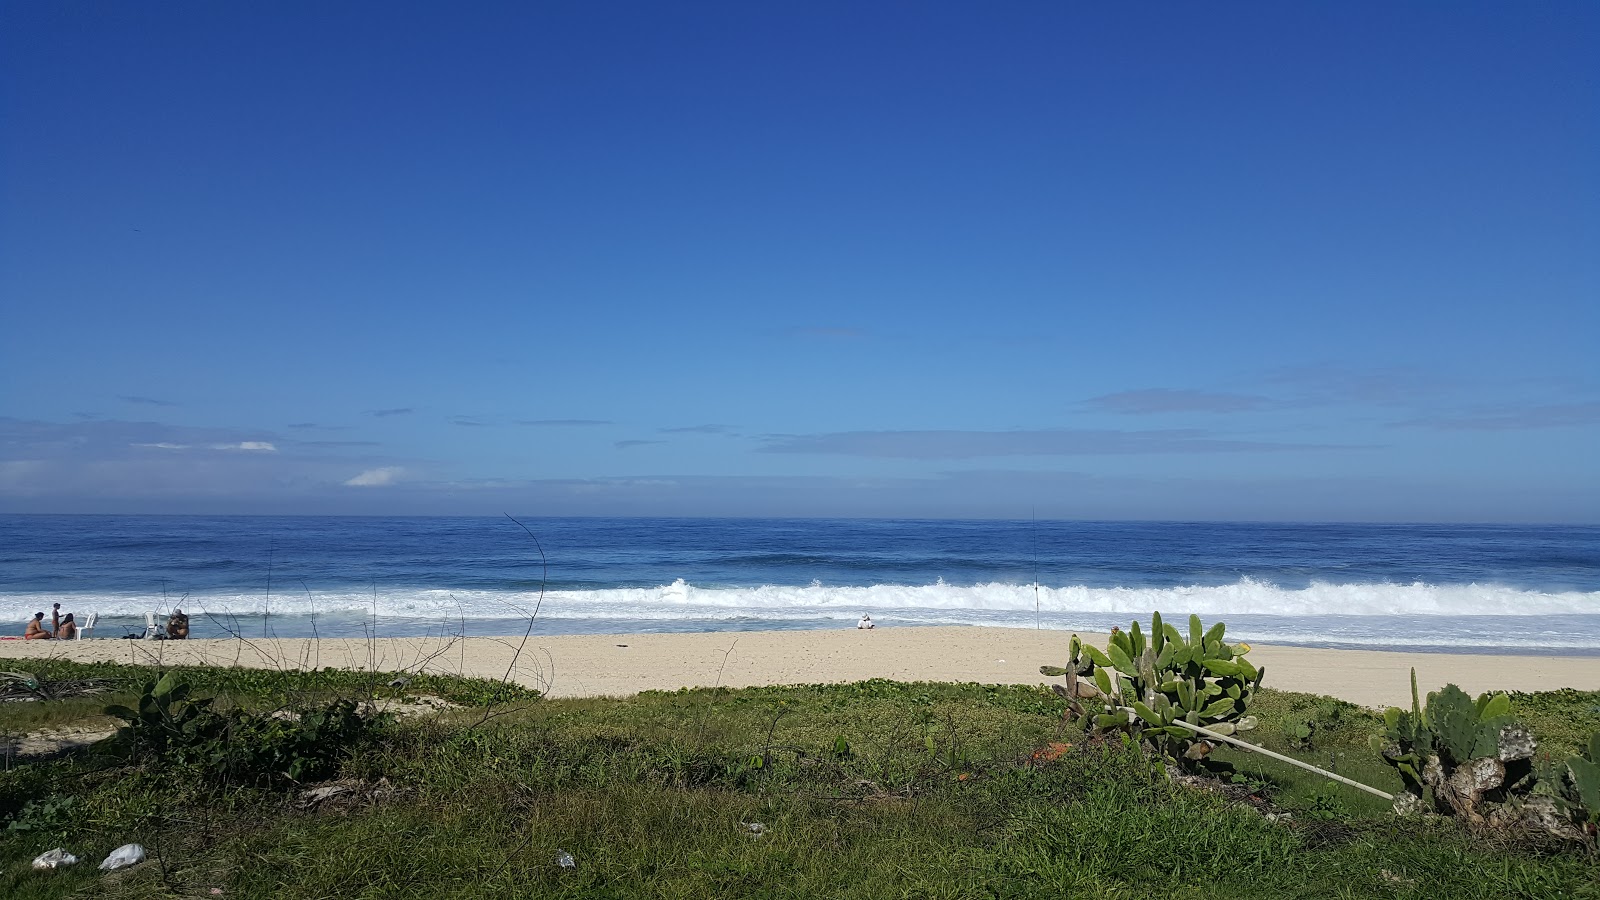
[2, 516, 1597, 654]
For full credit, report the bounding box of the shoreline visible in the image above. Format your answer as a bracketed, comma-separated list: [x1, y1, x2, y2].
[1, 626, 1596, 709]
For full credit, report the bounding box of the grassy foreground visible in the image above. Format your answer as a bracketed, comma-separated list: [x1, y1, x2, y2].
[1, 661, 1596, 899]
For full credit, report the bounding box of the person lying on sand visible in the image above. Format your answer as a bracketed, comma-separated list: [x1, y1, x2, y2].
[166, 609, 190, 640]
[23, 612, 52, 640]
[55, 613, 77, 641]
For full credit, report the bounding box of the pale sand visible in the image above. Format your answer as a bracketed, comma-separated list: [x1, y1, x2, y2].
[1, 627, 1596, 709]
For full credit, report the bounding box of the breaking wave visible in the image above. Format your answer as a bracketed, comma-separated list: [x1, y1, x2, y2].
[4, 577, 1594, 621]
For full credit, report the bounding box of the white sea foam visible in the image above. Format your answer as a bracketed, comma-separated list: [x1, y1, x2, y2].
[3, 577, 1594, 621]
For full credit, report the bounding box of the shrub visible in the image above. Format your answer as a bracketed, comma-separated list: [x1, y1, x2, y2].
[105, 672, 390, 788]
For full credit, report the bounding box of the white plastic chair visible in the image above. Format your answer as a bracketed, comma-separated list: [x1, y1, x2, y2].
[76, 612, 97, 640]
[143, 612, 163, 640]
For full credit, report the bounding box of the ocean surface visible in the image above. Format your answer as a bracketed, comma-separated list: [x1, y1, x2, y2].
[1, 516, 1597, 655]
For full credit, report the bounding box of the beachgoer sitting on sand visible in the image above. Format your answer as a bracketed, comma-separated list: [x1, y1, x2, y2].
[55, 613, 77, 641]
[24, 612, 53, 640]
[166, 609, 190, 640]
[857, 614, 874, 630]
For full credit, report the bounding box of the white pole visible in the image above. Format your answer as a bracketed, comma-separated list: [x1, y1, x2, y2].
[1117, 706, 1395, 802]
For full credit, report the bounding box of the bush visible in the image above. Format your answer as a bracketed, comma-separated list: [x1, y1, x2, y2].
[105, 672, 390, 788]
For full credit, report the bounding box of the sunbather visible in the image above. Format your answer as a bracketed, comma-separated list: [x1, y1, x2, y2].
[23, 612, 52, 640]
[166, 609, 190, 640]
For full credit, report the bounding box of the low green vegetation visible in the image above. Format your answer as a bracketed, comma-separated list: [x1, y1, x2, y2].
[0, 662, 1596, 898]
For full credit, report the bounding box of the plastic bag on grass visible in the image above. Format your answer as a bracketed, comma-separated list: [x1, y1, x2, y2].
[99, 843, 146, 870]
[32, 848, 79, 869]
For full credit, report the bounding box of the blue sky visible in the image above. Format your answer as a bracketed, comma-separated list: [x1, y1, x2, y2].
[2, 2, 1596, 521]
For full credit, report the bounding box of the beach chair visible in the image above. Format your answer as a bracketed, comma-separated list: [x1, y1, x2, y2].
[76, 612, 97, 640]
[143, 612, 164, 640]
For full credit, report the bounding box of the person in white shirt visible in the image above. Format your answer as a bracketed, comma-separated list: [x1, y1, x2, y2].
[857, 615, 874, 629]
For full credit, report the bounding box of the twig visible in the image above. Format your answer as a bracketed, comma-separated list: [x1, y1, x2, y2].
[496, 514, 547, 686]
[465, 515, 548, 729]
[694, 639, 740, 745]
[760, 703, 790, 770]
[263, 545, 274, 640]
[299, 579, 321, 671]
[199, 606, 290, 672]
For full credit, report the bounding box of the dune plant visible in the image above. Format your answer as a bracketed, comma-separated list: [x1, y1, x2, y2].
[1370, 669, 1535, 824]
[105, 671, 225, 762]
[105, 671, 390, 788]
[1040, 613, 1263, 768]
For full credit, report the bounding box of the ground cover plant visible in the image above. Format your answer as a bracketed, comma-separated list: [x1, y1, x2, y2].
[0, 664, 1596, 899]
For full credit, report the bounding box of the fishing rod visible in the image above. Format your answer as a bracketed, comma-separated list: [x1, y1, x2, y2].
[1032, 508, 1040, 630]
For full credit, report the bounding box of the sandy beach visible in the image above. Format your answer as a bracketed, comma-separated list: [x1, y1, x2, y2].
[1, 626, 1596, 708]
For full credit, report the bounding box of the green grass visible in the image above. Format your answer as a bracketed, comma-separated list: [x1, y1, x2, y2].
[0, 659, 538, 738]
[1507, 688, 1600, 758]
[0, 666, 1595, 899]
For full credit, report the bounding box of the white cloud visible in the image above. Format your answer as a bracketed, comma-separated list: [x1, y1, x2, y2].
[132, 442, 190, 450]
[344, 466, 404, 487]
[214, 441, 278, 452]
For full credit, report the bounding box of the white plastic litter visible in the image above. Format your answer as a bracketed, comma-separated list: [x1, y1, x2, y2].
[741, 821, 767, 837]
[32, 848, 79, 869]
[555, 849, 576, 869]
[99, 843, 146, 871]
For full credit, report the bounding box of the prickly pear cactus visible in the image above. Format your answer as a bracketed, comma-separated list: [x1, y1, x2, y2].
[1427, 684, 1512, 765]
[1370, 670, 1534, 825]
[1040, 612, 1262, 767]
[1544, 730, 1600, 836]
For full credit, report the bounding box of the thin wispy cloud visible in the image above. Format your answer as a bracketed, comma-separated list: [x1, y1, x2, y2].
[0, 416, 424, 507]
[516, 419, 613, 427]
[0, 418, 280, 460]
[1389, 402, 1600, 431]
[118, 395, 178, 407]
[450, 416, 489, 427]
[757, 429, 1363, 459]
[344, 466, 404, 487]
[131, 440, 279, 452]
[615, 439, 666, 449]
[293, 440, 381, 448]
[660, 424, 730, 434]
[368, 408, 413, 418]
[1085, 389, 1271, 415]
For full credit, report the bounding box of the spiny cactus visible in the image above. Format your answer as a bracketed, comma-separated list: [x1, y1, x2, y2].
[1374, 675, 1425, 791]
[1572, 732, 1600, 816]
[1370, 669, 1534, 825]
[1040, 612, 1261, 768]
[1537, 730, 1600, 837]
